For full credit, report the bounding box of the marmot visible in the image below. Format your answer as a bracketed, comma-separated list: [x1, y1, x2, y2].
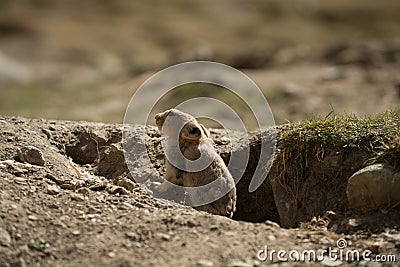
[155, 109, 236, 218]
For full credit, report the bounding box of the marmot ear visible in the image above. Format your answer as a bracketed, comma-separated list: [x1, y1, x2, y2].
[200, 124, 210, 138]
[182, 125, 202, 141]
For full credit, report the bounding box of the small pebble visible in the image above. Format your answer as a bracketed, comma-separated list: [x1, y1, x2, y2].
[42, 129, 52, 139]
[47, 184, 60, 195]
[320, 256, 342, 266]
[347, 218, 358, 228]
[28, 215, 38, 221]
[264, 221, 280, 228]
[45, 173, 62, 184]
[157, 233, 170, 241]
[120, 202, 134, 210]
[108, 186, 130, 195]
[221, 136, 230, 143]
[197, 259, 214, 266]
[14, 177, 28, 185]
[209, 225, 218, 231]
[60, 183, 76, 190]
[89, 182, 107, 191]
[267, 234, 276, 241]
[70, 193, 85, 201]
[71, 230, 81, 236]
[0, 228, 11, 247]
[13, 167, 26, 176]
[117, 178, 136, 191]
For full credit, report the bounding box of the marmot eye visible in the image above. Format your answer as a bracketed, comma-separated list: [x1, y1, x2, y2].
[189, 127, 199, 135]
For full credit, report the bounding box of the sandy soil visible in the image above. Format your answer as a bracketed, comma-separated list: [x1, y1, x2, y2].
[0, 116, 399, 267]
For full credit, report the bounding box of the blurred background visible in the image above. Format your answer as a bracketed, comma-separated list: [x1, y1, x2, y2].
[0, 0, 399, 124]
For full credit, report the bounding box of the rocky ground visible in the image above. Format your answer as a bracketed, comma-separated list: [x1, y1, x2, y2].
[0, 116, 399, 267]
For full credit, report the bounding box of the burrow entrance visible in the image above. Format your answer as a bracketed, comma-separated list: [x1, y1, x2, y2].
[62, 125, 372, 228]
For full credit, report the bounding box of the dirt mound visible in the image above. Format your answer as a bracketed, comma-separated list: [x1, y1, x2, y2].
[0, 116, 399, 266]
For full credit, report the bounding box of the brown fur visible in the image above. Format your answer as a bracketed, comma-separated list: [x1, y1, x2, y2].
[155, 109, 236, 218]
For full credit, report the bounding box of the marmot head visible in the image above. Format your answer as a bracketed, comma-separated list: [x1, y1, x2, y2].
[155, 109, 209, 143]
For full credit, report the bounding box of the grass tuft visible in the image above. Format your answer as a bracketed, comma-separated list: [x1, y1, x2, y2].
[280, 110, 400, 160]
[272, 110, 400, 225]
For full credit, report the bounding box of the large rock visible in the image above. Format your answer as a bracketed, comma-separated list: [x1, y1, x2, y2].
[17, 146, 46, 166]
[347, 164, 400, 212]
